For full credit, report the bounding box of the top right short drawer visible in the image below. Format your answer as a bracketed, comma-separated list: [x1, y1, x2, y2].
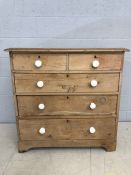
[69, 54, 123, 71]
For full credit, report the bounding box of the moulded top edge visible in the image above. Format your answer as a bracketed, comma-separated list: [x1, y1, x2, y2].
[4, 48, 129, 53]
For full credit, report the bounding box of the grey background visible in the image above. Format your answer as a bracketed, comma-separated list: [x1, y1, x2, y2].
[0, 0, 131, 122]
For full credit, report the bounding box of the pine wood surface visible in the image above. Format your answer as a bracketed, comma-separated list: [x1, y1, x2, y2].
[5, 48, 128, 152]
[19, 118, 116, 141]
[17, 95, 117, 116]
[69, 53, 123, 71]
[15, 73, 119, 93]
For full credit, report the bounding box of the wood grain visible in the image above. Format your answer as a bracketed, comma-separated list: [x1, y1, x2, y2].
[5, 48, 127, 152]
[18, 114, 116, 119]
[4, 48, 129, 53]
[19, 118, 116, 141]
[18, 139, 116, 152]
[69, 54, 123, 71]
[15, 73, 120, 93]
[17, 95, 118, 116]
[12, 54, 67, 71]
[9, 52, 18, 116]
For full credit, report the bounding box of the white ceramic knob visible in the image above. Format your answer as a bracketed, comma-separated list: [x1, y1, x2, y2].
[37, 81, 44, 88]
[89, 127, 96, 134]
[39, 127, 45, 135]
[92, 60, 100, 68]
[89, 102, 96, 110]
[90, 80, 98, 87]
[38, 103, 45, 110]
[34, 60, 42, 68]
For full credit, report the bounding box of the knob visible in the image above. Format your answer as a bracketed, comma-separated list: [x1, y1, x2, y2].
[92, 60, 100, 68]
[89, 102, 96, 110]
[39, 127, 45, 135]
[34, 60, 42, 68]
[37, 81, 44, 88]
[90, 80, 98, 87]
[89, 127, 96, 134]
[38, 103, 45, 110]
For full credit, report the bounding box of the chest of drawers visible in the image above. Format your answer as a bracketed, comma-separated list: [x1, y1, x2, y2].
[5, 48, 128, 152]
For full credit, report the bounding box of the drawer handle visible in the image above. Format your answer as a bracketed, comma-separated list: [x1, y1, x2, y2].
[37, 81, 44, 88]
[92, 60, 100, 68]
[89, 102, 96, 110]
[89, 127, 96, 134]
[90, 80, 98, 87]
[39, 127, 46, 135]
[38, 103, 45, 110]
[35, 60, 42, 68]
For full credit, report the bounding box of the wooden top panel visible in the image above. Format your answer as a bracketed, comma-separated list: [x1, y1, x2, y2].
[4, 48, 129, 53]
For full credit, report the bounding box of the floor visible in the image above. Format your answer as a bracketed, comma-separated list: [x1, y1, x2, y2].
[0, 122, 131, 175]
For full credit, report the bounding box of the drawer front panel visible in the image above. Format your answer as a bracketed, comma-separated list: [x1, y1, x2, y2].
[15, 73, 119, 93]
[19, 118, 116, 140]
[13, 54, 67, 71]
[17, 95, 117, 116]
[69, 54, 123, 70]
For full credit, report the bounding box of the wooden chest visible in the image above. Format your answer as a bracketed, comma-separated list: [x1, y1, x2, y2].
[5, 48, 128, 152]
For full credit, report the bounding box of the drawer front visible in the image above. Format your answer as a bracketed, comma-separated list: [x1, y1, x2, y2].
[12, 54, 67, 71]
[15, 73, 119, 93]
[69, 54, 123, 71]
[19, 118, 116, 140]
[17, 95, 117, 116]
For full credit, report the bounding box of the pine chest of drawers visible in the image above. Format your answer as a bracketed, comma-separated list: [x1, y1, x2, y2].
[5, 48, 128, 152]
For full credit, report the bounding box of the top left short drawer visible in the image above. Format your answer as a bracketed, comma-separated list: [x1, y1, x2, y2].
[12, 54, 67, 71]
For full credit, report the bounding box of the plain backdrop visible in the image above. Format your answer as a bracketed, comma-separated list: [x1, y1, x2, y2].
[0, 0, 131, 122]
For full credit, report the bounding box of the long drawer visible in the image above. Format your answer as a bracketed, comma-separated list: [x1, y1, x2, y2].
[17, 95, 117, 116]
[12, 54, 67, 71]
[19, 118, 116, 141]
[15, 73, 119, 93]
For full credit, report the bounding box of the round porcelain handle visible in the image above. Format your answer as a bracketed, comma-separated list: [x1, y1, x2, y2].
[90, 80, 98, 87]
[37, 81, 44, 88]
[39, 127, 45, 135]
[38, 103, 45, 110]
[89, 127, 96, 134]
[89, 102, 96, 110]
[35, 60, 42, 68]
[92, 60, 100, 68]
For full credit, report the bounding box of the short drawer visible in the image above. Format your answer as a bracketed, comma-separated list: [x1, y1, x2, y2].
[17, 95, 117, 116]
[15, 73, 119, 93]
[19, 118, 116, 140]
[69, 54, 123, 71]
[12, 54, 67, 71]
